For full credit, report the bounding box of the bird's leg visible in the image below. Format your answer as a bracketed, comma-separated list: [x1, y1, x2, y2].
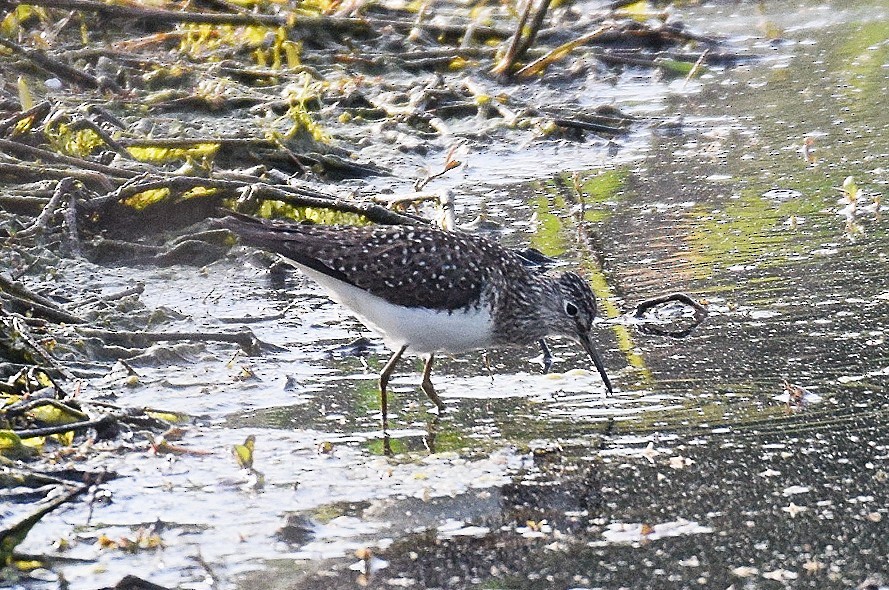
[538, 339, 553, 374]
[423, 415, 439, 454]
[383, 431, 392, 457]
[420, 354, 446, 413]
[482, 351, 494, 382]
[379, 344, 408, 429]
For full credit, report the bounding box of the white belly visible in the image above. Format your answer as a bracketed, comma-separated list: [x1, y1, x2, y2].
[296, 264, 494, 355]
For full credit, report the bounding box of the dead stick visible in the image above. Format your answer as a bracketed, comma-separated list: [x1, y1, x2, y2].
[0, 313, 78, 379]
[632, 292, 707, 338]
[0, 482, 88, 554]
[491, 0, 534, 76]
[14, 0, 289, 26]
[515, 0, 553, 58]
[0, 161, 116, 191]
[74, 327, 271, 354]
[0, 138, 138, 179]
[1, 292, 87, 325]
[0, 101, 52, 136]
[515, 25, 609, 79]
[90, 174, 423, 226]
[633, 292, 707, 320]
[0, 273, 86, 324]
[15, 414, 116, 439]
[70, 283, 145, 309]
[0, 194, 50, 215]
[66, 119, 132, 159]
[0, 36, 109, 90]
[4, 398, 89, 420]
[15, 177, 77, 238]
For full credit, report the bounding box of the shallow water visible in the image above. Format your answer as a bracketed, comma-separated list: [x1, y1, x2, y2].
[15, 2, 889, 589]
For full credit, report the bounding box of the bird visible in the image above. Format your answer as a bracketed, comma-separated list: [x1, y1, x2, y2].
[218, 213, 613, 424]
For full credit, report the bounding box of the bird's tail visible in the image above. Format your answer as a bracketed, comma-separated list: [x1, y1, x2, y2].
[214, 212, 309, 251]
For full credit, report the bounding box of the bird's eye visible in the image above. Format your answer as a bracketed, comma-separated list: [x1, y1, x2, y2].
[564, 301, 578, 317]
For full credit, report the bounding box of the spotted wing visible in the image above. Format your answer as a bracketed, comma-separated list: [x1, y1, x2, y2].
[220, 215, 528, 311]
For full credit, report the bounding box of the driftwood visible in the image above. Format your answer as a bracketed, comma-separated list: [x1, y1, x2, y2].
[75, 327, 278, 355]
[14, 177, 79, 239]
[0, 274, 86, 324]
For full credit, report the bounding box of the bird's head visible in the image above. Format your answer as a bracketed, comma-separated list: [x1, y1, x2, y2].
[550, 272, 613, 394]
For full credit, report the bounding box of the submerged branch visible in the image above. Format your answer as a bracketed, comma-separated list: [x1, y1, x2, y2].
[0, 274, 86, 324]
[74, 327, 278, 355]
[633, 292, 708, 338]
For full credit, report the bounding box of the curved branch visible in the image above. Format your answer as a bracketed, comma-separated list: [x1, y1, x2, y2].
[632, 292, 707, 338]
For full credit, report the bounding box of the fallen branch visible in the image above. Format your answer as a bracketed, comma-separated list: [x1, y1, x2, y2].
[13, 0, 290, 26]
[515, 25, 609, 79]
[0, 101, 52, 136]
[81, 172, 423, 227]
[490, 0, 534, 76]
[74, 327, 279, 355]
[0, 479, 88, 562]
[70, 283, 146, 309]
[14, 0, 379, 36]
[0, 274, 86, 325]
[491, 0, 555, 77]
[0, 194, 50, 216]
[0, 312, 78, 381]
[14, 177, 78, 239]
[0, 37, 111, 90]
[0, 162, 116, 191]
[553, 118, 627, 136]
[0, 138, 138, 180]
[14, 413, 116, 439]
[3, 397, 89, 421]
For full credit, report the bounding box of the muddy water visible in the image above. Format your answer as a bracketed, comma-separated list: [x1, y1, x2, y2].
[17, 2, 889, 589]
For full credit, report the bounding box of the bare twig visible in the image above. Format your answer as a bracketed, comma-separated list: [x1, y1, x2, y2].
[0, 161, 116, 191]
[74, 327, 279, 355]
[491, 0, 534, 76]
[64, 188, 83, 257]
[65, 118, 133, 159]
[4, 397, 89, 421]
[491, 0, 554, 77]
[515, 25, 609, 79]
[0, 36, 111, 90]
[15, 414, 116, 439]
[0, 101, 52, 136]
[0, 480, 88, 558]
[15, 177, 78, 239]
[682, 48, 710, 88]
[0, 138, 138, 180]
[414, 144, 463, 190]
[0, 313, 78, 381]
[0, 274, 87, 324]
[70, 283, 145, 309]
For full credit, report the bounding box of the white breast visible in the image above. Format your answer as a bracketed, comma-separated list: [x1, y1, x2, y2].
[295, 264, 494, 355]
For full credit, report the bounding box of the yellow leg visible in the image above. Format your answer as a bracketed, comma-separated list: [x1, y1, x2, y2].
[379, 344, 407, 428]
[420, 354, 446, 413]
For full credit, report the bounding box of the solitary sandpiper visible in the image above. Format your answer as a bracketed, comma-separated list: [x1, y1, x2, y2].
[220, 214, 613, 422]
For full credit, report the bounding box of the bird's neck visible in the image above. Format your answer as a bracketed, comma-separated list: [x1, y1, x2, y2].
[489, 273, 555, 346]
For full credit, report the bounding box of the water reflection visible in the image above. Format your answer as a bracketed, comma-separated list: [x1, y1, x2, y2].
[232, 6, 889, 589]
